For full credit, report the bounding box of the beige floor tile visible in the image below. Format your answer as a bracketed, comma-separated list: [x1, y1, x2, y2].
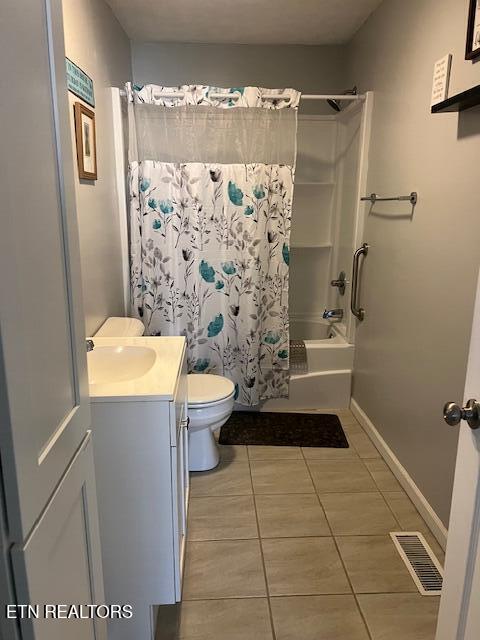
[422, 532, 445, 565]
[188, 496, 258, 541]
[302, 445, 359, 460]
[382, 491, 432, 529]
[190, 461, 252, 497]
[178, 598, 273, 640]
[270, 595, 369, 640]
[342, 422, 364, 436]
[340, 416, 362, 427]
[382, 491, 445, 563]
[336, 535, 417, 593]
[183, 539, 266, 599]
[250, 460, 315, 494]
[320, 492, 398, 535]
[248, 446, 303, 460]
[346, 430, 380, 459]
[364, 459, 402, 491]
[218, 444, 248, 462]
[262, 537, 350, 596]
[313, 409, 359, 426]
[255, 494, 330, 538]
[154, 604, 180, 639]
[329, 409, 357, 423]
[307, 460, 377, 493]
[358, 593, 440, 640]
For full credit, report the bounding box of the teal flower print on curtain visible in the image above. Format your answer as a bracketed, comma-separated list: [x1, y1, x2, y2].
[128, 83, 300, 405]
[130, 161, 294, 404]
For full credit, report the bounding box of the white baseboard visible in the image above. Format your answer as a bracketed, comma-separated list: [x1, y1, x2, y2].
[350, 398, 448, 550]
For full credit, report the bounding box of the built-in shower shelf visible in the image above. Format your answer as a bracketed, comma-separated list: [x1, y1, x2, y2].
[291, 242, 332, 249]
[431, 84, 480, 113]
[296, 181, 335, 186]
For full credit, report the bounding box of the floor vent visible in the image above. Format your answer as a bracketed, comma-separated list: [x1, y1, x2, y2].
[289, 340, 308, 373]
[390, 532, 443, 595]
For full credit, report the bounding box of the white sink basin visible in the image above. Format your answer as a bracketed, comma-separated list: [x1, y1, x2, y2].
[87, 336, 186, 401]
[88, 345, 156, 385]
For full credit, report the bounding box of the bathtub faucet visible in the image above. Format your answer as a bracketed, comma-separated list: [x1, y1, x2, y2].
[323, 308, 344, 320]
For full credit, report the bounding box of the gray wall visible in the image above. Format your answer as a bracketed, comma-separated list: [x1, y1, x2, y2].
[63, 0, 131, 336]
[132, 42, 347, 114]
[347, 0, 480, 526]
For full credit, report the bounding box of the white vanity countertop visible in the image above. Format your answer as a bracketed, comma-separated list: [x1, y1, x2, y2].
[88, 336, 186, 403]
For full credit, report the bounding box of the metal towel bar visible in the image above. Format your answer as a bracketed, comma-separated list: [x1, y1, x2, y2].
[351, 243, 369, 321]
[361, 192, 418, 205]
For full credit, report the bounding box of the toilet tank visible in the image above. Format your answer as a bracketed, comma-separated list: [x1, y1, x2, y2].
[94, 316, 145, 337]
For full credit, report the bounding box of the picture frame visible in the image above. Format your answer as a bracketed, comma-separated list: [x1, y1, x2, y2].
[465, 0, 480, 60]
[73, 102, 97, 180]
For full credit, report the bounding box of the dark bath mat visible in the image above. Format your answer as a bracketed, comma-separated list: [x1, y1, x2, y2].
[219, 412, 349, 448]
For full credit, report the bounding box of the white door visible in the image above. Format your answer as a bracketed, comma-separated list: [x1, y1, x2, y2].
[0, 0, 90, 541]
[12, 434, 107, 640]
[436, 269, 480, 640]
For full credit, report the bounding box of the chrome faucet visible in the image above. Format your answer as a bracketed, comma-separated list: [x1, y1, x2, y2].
[323, 308, 344, 320]
[86, 339, 95, 352]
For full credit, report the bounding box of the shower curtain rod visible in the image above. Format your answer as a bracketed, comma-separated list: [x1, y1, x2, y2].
[118, 89, 364, 102]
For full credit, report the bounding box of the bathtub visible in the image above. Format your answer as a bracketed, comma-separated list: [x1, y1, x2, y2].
[262, 318, 354, 411]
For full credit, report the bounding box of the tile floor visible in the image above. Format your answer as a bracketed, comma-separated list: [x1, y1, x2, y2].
[156, 409, 443, 640]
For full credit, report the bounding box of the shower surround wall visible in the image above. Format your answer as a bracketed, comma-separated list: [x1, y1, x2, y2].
[290, 114, 338, 327]
[63, 0, 132, 336]
[347, 0, 480, 527]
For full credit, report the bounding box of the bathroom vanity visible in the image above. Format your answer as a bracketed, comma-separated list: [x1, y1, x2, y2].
[88, 336, 188, 640]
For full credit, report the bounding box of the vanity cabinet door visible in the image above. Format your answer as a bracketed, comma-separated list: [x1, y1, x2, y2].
[170, 348, 188, 599]
[170, 346, 188, 446]
[172, 422, 187, 601]
[0, 0, 90, 542]
[182, 412, 190, 517]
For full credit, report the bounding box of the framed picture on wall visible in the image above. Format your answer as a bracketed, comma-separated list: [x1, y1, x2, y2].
[73, 102, 97, 180]
[466, 0, 480, 60]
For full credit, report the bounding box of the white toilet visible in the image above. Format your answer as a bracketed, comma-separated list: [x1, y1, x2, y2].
[187, 373, 235, 471]
[94, 317, 235, 471]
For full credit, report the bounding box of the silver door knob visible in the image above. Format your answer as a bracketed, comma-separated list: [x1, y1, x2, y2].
[443, 399, 480, 429]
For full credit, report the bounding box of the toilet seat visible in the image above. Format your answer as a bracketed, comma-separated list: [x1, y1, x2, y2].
[187, 374, 235, 406]
[188, 391, 235, 409]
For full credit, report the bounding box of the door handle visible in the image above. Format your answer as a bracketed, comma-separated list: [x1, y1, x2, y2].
[351, 243, 369, 321]
[443, 399, 480, 429]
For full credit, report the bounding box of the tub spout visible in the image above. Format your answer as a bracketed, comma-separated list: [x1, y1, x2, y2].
[323, 308, 344, 320]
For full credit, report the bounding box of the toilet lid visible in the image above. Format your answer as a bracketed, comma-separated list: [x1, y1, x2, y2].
[188, 374, 235, 405]
[94, 316, 144, 337]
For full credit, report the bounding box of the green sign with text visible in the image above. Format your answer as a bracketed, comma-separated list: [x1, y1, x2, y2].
[66, 58, 95, 107]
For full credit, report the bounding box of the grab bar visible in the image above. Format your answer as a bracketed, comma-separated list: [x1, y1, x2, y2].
[351, 243, 369, 321]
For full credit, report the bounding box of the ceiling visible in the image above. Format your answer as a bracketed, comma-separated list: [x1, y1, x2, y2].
[106, 0, 383, 45]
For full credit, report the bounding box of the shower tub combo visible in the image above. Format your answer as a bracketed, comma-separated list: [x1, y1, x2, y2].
[264, 95, 373, 411]
[264, 320, 354, 411]
[111, 90, 372, 412]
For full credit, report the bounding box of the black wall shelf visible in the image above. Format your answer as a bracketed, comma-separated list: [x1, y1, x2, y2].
[431, 84, 480, 113]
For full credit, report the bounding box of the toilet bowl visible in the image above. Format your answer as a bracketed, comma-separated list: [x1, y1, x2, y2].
[93, 317, 235, 472]
[187, 374, 235, 472]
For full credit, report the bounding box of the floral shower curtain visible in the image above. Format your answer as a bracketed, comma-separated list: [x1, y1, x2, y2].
[127, 83, 300, 405]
